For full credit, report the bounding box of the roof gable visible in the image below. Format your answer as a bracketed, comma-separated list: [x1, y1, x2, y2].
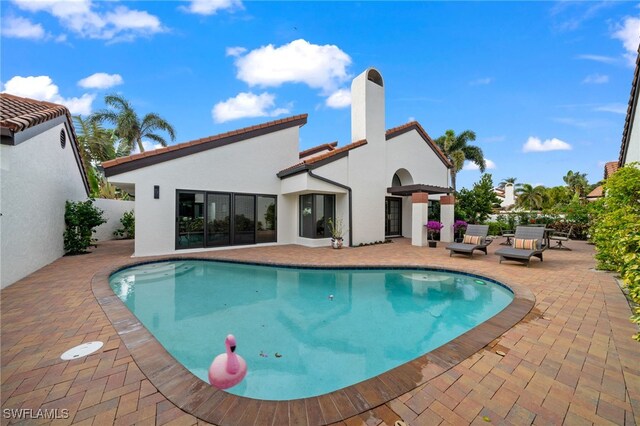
[103, 114, 308, 177]
[385, 121, 452, 168]
[278, 139, 367, 178]
[0, 93, 89, 195]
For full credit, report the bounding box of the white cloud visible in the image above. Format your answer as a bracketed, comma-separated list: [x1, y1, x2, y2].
[2, 75, 95, 115]
[407, 116, 416, 123]
[11, 0, 165, 42]
[232, 39, 352, 94]
[325, 88, 351, 109]
[78, 73, 123, 89]
[212, 92, 289, 123]
[469, 77, 493, 86]
[226, 46, 247, 57]
[1, 16, 45, 39]
[594, 103, 627, 114]
[131, 140, 165, 154]
[582, 73, 609, 84]
[612, 16, 640, 66]
[181, 0, 243, 15]
[522, 136, 572, 153]
[463, 159, 496, 171]
[575, 54, 617, 63]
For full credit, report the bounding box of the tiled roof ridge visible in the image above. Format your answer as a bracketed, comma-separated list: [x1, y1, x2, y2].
[386, 121, 452, 168]
[299, 141, 338, 158]
[604, 161, 619, 179]
[103, 114, 308, 169]
[279, 139, 367, 175]
[0, 93, 70, 132]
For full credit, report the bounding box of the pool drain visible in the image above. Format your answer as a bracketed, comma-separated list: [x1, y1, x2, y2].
[60, 341, 104, 360]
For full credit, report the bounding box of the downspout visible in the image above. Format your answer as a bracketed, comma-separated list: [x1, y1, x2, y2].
[307, 170, 353, 247]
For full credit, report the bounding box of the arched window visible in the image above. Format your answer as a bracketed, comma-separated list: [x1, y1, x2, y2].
[367, 69, 384, 87]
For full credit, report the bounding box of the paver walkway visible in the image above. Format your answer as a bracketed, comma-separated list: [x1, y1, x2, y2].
[1, 239, 638, 425]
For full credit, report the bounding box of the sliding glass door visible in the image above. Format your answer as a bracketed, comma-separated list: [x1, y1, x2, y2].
[206, 193, 231, 246]
[177, 191, 205, 249]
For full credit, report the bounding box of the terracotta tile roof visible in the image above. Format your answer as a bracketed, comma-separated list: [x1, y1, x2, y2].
[278, 139, 367, 177]
[587, 185, 603, 199]
[604, 161, 619, 179]
[1, 93, 70, 132]
[619, 45, 639, 167]
[0, 93, 89, 195]
[299, 141, 338, 159]
[385, 121, 452, 168]
[103, 114, 307, 176]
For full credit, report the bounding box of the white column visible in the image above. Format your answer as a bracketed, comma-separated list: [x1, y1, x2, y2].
[440, 195, 455, 243]
[411, 193, 429, 246]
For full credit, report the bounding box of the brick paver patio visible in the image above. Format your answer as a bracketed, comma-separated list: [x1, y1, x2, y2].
[1, 238, 638, 425]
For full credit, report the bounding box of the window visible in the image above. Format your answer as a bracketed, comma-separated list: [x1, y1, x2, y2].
[176, 190, 276, 249]
[60, 129, 66, 148]
[299, 194, 335, 238]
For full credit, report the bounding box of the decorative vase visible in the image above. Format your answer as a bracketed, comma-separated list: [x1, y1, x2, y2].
[428, 241, 437, 248]
[331, 237, 343, 249]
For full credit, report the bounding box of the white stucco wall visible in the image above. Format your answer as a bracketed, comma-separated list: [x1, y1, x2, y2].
[385, 131, 449, 189]
[0, 119, 88, 288]
[108, 126, 300, 257]
[93, 198, 135, 241]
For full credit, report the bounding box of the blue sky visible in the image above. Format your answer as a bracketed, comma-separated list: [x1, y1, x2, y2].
[2, 1, 639, 189]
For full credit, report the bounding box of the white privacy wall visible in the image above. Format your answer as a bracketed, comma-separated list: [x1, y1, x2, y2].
[108, 126, 301, 257]
[93, 199, 135, 241]
[0, 120, 87, 288]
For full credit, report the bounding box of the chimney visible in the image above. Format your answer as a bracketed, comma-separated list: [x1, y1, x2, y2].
[351, 68, 385, 143]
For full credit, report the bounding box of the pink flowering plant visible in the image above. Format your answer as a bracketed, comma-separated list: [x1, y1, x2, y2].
[453, 220, 468, 239]
[425, 220, 444, 240]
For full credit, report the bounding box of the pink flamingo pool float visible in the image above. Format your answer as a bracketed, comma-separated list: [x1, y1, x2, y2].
[208, 334, 247, 389]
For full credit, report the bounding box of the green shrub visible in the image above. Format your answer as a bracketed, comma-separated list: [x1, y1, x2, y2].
[114, 210, 135, 239]
[590, 163, 640, 340]
[64, 199, 106, 255]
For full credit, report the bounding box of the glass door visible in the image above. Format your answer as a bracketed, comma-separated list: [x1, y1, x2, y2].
[206, 193, 231, 246]
[385, 197, 402, 236]
[176, 191, 205, 248]
[233, 194, 255, 245]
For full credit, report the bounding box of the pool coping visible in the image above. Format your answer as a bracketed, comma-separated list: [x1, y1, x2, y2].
[92, 256, 535, 426]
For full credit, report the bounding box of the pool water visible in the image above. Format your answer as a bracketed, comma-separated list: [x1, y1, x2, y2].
[109, 260, 513, 400]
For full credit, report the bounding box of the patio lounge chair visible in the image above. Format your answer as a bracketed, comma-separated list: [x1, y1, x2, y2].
[494, 226, 546, 267]
[446, 224, 491, 257]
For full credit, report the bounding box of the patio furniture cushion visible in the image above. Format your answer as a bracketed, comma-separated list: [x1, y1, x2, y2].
[514, 238, 537, 250]
[463, 235, 482, 245]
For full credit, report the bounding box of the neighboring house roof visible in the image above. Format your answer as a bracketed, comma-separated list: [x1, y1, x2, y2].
[277, 139, 368, 178]
[604, 161, 619, 179]
[0, 93, 89, 195]
[385, 121, 453, 168]
[619, 46, 639, 167]
[299, 141, 338, 159]
[103, 114, 308, 177]
[586, 185, 603, 199]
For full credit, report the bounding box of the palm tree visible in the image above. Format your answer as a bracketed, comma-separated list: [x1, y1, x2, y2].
[499, 177, 519, 189]
[516, 184, 546, 210]
[434, 129, 485, 190]
[90, 94, 176, 155]
[563, 170, 589, 198]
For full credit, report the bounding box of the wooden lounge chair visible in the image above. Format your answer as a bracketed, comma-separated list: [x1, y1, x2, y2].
[446, 224, 491, 258]
[494, 226, 546, 266]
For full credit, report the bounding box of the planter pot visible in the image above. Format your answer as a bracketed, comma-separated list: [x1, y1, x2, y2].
[428, 241, 437, 248]
[331, 238, 343, 249]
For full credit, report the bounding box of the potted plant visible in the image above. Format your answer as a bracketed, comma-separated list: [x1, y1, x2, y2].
[425, 220, 443, 247]
[453, 220, 468, 243]
[327, 217, 346, 249]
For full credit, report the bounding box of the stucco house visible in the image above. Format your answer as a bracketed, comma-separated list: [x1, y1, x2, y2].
[103, 68, 455, 257]
[1, 94, 90, 288]
[494, 183, 516, 209]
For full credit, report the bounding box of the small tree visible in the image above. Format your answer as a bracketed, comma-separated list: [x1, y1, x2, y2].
[113, 210, 135, 239]
[64, 200, 106, 254]
[455, 174, 501, 223]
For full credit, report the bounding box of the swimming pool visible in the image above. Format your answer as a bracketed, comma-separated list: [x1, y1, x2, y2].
[109, 260, 513, 400]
